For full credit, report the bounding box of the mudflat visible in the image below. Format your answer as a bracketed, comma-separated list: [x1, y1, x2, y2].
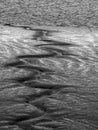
[0, 25, 98, 130]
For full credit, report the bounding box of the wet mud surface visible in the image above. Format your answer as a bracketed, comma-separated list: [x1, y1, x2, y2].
[0, 24, 98, 130]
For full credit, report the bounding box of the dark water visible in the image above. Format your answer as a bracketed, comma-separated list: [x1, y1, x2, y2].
[0, 24, 98, 130]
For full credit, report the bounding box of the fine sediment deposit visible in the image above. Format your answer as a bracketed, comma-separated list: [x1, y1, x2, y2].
[0, 24, 98, 130]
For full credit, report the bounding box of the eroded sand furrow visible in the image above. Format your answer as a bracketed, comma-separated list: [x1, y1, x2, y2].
[0, 25, 98, 130]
